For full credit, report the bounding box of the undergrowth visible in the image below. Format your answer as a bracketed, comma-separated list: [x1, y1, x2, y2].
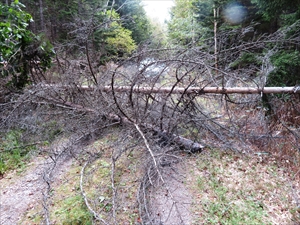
[0, 130, 36, 175]
[53, 195, 93, 225]
[188, 148, 300, 224]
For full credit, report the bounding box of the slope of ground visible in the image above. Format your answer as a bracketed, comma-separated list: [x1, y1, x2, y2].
[0, 155, 73, 224]
[0, 131, 300, 224]
[187, 149, 300, 224]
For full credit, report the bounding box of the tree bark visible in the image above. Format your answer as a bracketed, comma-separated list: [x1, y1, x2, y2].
[213, 5, 219, 72]
[74, 85, 300, 94]
[39, 0, 45, 31]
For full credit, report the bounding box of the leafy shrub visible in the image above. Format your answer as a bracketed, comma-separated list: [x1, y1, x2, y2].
[0, 0, 54, 89]
[93, 10, 136, 65]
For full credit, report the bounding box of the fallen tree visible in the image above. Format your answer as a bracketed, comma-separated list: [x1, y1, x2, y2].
[2, 11, 300, 225]
[42, 84, 300, 94]
[31, 82, 299, 154]
[43, 98, 205, 153]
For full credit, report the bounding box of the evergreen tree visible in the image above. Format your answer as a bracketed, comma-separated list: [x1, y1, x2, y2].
[0, 0, 53, 89]
[110, 0, 151, 44]
[168, 0, 198, 46]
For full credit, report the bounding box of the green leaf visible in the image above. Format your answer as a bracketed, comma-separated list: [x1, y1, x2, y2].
[0, 0, 54, 89]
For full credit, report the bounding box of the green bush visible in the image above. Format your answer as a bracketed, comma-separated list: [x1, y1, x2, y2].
[230, 52, 262, 70]
[0, 0, 54, 89]
[93, 10, 136, 65]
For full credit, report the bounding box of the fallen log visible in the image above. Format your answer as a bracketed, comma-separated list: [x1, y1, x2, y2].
[44, 84, 300, 94]
[105, 113, 204, 152]
[50, 100, 204, 152]
[151, 129, 204, 153]
[101, 86, 300, 94]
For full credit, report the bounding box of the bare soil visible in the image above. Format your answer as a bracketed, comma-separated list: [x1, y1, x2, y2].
[0, 156, 73, 225]
[150, 165, 193, 225]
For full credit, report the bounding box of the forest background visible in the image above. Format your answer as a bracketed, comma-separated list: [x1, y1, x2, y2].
[1, 0, 300, 224]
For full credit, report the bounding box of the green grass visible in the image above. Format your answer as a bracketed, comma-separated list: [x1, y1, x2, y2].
[15, 126, 299, 224]
[0, 130, 35, 175]
[53, 195, 93, 225]
[34, 132, 141, 224]
[199, 179, 267, 225]
[41, 120, 63, 142]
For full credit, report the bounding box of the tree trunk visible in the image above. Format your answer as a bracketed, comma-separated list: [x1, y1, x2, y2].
[39, 0, 45, 31]
[73, 85, 300, 95]
[213, 5, 219, 72]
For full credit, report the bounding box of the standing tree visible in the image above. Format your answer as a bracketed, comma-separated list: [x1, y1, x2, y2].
[111, 0, 152, 44]
[252, 0, 300, 30]
[168, 0, 198, 46]
[0, 0, 53, 89]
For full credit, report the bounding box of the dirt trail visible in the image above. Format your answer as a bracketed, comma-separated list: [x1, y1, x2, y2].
[0, 156, 73, 225]
[0, 144, 194, 225]
[150, 164, 193, 225]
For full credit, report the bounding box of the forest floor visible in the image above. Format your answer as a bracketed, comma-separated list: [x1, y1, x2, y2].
[0, 156, 73, 225]
[0, 128, 300, 225]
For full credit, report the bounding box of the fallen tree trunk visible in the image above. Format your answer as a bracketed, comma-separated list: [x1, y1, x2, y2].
[55, 101, 204, 152]
[45, 84, 300, 94]
[103, 113, 204, 153]
[37, 83, 300, 152]
[102, 86, 300, 94]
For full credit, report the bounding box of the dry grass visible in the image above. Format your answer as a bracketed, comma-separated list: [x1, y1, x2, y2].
[186, 148, 300, 224]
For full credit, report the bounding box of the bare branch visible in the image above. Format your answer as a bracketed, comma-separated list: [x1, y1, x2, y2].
[135, 123, 165, 183]
[80, 159, 109, 225]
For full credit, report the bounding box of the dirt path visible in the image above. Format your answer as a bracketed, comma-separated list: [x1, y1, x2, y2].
[1, 138, 299, 225]
[0, 156, 73, 225]
[150, 164, 193, 225]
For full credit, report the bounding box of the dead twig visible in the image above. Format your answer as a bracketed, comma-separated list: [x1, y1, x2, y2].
[110, 150, 117, 225]
[135, 123, 165, 183]
[80, 159, 109, 225]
